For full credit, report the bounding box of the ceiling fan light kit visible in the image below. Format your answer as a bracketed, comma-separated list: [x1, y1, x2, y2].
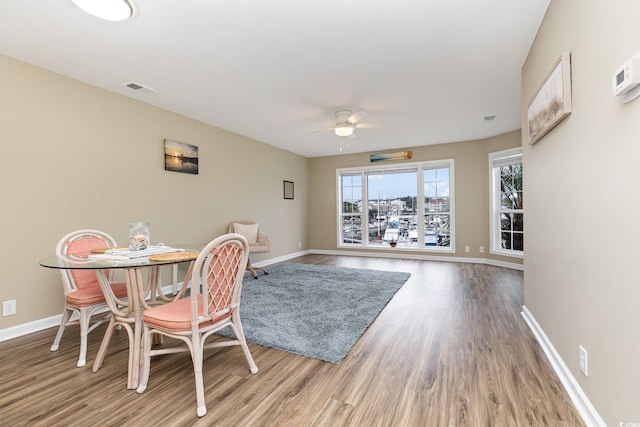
[334, 123, 355, 137]
[332, 109, 367, 137]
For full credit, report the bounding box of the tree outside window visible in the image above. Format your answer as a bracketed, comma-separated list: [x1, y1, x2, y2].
[490, 148, 523, 257]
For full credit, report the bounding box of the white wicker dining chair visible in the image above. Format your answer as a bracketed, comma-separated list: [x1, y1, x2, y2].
[136, 233, 258, 417]
[51, 229, 127, 367]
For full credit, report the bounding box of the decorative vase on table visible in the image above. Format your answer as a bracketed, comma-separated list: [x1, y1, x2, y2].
[129, 221, 150, 250]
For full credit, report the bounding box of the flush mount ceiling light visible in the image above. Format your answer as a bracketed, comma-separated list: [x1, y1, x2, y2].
[72, 0, 134, 21]
[334, 123, 355, 137]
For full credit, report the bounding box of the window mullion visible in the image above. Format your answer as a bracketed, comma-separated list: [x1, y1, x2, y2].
[417, 168, 425, 247]
[362, 171, 369, 246]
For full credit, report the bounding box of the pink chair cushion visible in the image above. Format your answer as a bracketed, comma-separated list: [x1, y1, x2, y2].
[142, 295, 232, 331]
[67, 237, 114, 292]
[69, 269, 104, 291]
[66, 282, 127, 306]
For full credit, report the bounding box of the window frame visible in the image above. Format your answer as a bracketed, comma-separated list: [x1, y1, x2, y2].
[489, 147, 523, 258]
[337, 159, 455, 253]
[338, 173, 364, 245]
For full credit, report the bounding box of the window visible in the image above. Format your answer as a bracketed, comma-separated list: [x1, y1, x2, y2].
[490, 148, 523, 257]
[367, 168, 417, 246]
[337, 160, 454, 252]
[423, 166, 451, 247]
[340, 174, 363, 244]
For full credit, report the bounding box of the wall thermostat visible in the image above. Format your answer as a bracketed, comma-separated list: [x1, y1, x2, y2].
[612, 52, 640, 103]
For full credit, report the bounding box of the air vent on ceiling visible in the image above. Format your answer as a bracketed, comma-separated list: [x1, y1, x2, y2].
[483, 115, 497, 121]
[121, 81, 158, 94]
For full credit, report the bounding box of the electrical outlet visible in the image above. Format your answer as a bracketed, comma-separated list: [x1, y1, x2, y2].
[3, 300, 16, 316]
[579, 345, 588, 376]
[298, 241, 302, 248]
[479, 246, 485, 253]
[464, 246, 470, 253]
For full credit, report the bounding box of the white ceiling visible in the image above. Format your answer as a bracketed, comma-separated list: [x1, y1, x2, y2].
[0, 0, 549, 158]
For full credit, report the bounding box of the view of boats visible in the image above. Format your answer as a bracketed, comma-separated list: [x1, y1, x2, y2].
[340, 168, 452, 248]
[343, 214, 450, 247]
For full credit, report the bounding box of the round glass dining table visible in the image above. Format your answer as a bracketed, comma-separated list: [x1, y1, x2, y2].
[40, 245, 202, 389]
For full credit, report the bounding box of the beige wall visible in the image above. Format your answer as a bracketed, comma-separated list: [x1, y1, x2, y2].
[308, 130, 522, 264]
[0, 54, 308, 329]
[522, 0, 640, 423]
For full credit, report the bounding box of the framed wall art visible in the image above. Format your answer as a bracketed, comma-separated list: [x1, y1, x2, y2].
[527, 52, 572, 145]
[283, 180, 294, 200]
[370, 150, 412, 163]
[164, 139, 199, 174]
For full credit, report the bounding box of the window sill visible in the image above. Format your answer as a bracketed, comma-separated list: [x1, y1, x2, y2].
[490, 249, 524, 259]
[337, 243, 454, 254]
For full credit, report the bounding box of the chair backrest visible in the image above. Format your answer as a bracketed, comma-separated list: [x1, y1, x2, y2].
[227, 221, 270, 254]
[56, 229, 117, 293]
[190, 233, 249, 325]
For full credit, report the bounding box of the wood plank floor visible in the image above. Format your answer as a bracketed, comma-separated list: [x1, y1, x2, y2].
[0, 255, 585, 426]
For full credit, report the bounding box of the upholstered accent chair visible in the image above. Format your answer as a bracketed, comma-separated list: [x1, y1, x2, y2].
[227, 220, 270, 279]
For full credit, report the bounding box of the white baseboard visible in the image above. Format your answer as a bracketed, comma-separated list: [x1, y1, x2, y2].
[310, 249, 524, 271]
[0, 314, 62, 342]
[257, 248, 522, 271]
[521, 306, 606, 427]
[252, 249, 310, 267]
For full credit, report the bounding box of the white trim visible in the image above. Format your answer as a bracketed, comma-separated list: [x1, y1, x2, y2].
[337, 159, 455, 252]
[521, 306, 606, 427]
[489, 148, 523, 257]
[0, 314, 64, 342]
[336, 243, 454, 254]
[310, 249, 523, 270]
[336, 169, 365, 247]
[251, 250, 310, 268]
[490, 147, 522, 168]
[491, 248, 524, 259]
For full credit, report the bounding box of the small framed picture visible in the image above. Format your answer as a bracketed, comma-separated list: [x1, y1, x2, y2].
[283, 181, 294, 200]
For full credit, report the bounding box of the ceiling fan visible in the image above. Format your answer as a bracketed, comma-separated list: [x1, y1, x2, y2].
[312, 110, 374, 138]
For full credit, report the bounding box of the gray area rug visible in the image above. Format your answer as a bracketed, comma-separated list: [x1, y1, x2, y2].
[218, 262, 411, 364]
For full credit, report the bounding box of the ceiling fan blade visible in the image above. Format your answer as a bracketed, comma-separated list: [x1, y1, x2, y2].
[355, 122, 378, 129]
[347, 110, 367, 124]
[309, 127, 333, 134]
